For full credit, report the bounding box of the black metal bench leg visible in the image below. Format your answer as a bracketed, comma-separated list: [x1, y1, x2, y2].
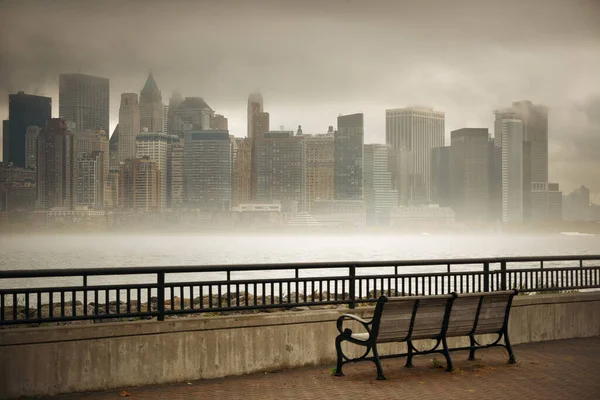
[334, 336, 345, 376]
[442, 337, 453, 372]
[405, 340, 414, 368]
[372, 345, 386, 380]
[504, 331, 516, 364]
[468, 335, 477, 361]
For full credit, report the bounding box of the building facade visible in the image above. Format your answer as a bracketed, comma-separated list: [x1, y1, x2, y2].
[166, 135, 184, 209]
[75, 151, 104, 209]
[139, 72, 164, 133]
[430, 146, 451, 207]
[334, 113, 363, 201]
[183, 130, 231, 211]
[25, 126, 41, 170]
[304, 133, 334, 212]
[232, 137, 252, 207]
[494, 113, 524, 223]
[386, 107, 445, 203]
[255, 131, 305, 211]
[7, 92, 52, 167]
[36, 118, 75, 210]
[136, 131, 168, 210]
[117, 93, 140, 163]
[530, 182, 562, 222]
[363, 144, 399, 225]
[119, 158, 161, 212]
[59, 73, 109, 132]
[450, 128, 490, 221]
[172, 97, 214, 137]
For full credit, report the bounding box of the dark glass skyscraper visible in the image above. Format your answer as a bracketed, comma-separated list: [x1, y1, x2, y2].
[7, 92, 52, 167]
[59, 73, 109, 132]
[334, 113, 363, 201]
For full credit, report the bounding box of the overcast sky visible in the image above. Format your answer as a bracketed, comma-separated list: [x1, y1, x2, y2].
[1, 0, 599, 199]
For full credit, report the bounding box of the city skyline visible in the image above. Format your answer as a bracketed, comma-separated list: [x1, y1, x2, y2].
[0, 0, 599, 198]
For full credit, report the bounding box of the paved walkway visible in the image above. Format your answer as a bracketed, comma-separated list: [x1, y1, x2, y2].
[50, 337, 600, 400]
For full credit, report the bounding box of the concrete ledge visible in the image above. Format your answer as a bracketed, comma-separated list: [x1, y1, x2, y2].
[1, 291, 599, 399]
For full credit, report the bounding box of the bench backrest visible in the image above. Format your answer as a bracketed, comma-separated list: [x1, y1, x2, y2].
[446, 290, 517, 337]
[372, 295, 454, 343]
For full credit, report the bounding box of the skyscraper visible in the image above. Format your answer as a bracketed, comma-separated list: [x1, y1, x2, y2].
[334, 113, 363, 201]
[183, 130, 232, 211]
[304, 133, 334, 212]
[166, 135, 184, 209]
[25, 126, 41, 170]
[59, 73, 109, 132]
[75, 151, 104, 209]
[2, 120, 8, 162]
[139, 72, 164, 133]
[450, 128, 490, 221]
[363, 144, 399, 225]
[511, 101, 548, 183]
[172, 97, 214, 137]
[162, 104, 169, 135]
[247, 93, 264, 140]
[430, 146, 451, 207]
[36, 118, 75, 210]
[232, 137, 252, 207]
[167, 91, 183, 135]
[109, 124, 119, 168]
[119, 157, 161, 212]
[7, 92, 52, 167]
[136, 131, 168, 210]
[388, 148, 413, 206]
[386, 107, 445, 203]
[255, 131, 306, 210]
[117, 93, 140, 163]
[494, 112, 524, 223]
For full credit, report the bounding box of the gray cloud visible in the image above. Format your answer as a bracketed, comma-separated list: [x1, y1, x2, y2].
[1, 0, 599, 196]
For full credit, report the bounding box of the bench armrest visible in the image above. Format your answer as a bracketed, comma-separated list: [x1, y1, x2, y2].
[337, 314, 372, 336]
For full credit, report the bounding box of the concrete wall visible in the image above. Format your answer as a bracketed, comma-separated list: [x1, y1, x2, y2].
[1, 291, 599, 399]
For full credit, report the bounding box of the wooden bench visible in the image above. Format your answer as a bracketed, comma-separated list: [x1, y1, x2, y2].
[334, 290, 517, 380]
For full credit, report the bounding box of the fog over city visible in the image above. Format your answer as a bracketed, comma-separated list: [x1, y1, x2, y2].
[1, 0, 599, 197]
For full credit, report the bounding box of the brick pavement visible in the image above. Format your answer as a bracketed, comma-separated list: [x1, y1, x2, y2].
[48, 337, 600, 400]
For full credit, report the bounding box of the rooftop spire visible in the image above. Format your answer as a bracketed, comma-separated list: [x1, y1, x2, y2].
[142, 71, 159, 92]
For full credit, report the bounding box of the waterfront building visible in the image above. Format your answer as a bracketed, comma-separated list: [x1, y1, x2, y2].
[119, 157, 161, 212]
[450, 128, 490, 221]
[136, 131, 168, 210]
[304, 133, 334, 212]
[166, 135, 184, 209]
[232, 137, 252, 207]
[311, 199, 366, 227]
[563, 186, 591, 221]
[334, 113, 363, 201]
[363, 144, 399, 225]
[0, 162, 36, 211]
[139, 72, 164, 133]
[117, 93, 141, 163]
[59, 73, 109, 133]
[183, 130, 231, 211]
[36, 118, 75, 210]
[430, 146, 451, 207]
[386, 107, 445, 202]
[255, 131, 306, 211]
[387, 148, 413, 206]
[25, 126, 41, 170]
[530, 182, 562, 222]
[7, 92, 52, 167]
[494, 111, 524, 223]
[389, 204, 455, 228]
[75, 151, 104, 209]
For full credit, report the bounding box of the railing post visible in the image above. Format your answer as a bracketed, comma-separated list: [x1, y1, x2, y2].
[157, 272, 165, 321]
[483, 262, 490, 292]
[83, 275, 88, 316]
[349, 265, 356, 309]
[500, 261, 507, 291]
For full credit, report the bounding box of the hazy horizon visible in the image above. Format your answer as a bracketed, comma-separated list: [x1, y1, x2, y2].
[1, 0, 599, 198]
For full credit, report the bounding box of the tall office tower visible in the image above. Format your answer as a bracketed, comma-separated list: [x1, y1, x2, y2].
[7, 92, 52, 167]
[511, 101, 548, 183]
[388, 148, 413, 206]
[494, 111, 524, 223]
[211, 114, 228, 130]
[109, 125, 119, 168]
[162, 104, 169, 134]
[105, 167, 120, 210]
[167, 91, 183, 135]
[334, 113, 363, 201]
[247, 93, 264, 140]
[36, 118, 75, 210]
[183, 130, 231, 211]
[59, 73, 109, 132]
[2, 120, 9, 162]
[304, 133, 334, 212]
[172, 97, 214, 137]
[255, 131, 306, 210]
[430, 146, 451, 207]
[363, 144, 399, 225]
[136, 131, 168, 210]
[531, 182, 562, 221]
[75, 151, 104, 209]
[117, 93, 140, 163]
[232, 137, 252, 207]
[450, 128, 490, 221]
[25, 126, 41, 170]
[166, 135, 184, 209]
[249, 110, 270, 199]
[139, 72, 164, 133]
[73, 129, 109, 209]
[385, 107, 445, 203]
[119, 157, 161, 212]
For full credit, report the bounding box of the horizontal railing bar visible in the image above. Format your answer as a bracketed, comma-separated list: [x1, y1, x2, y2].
[2, 255, 599, 279]
[0, 283, 159, 295]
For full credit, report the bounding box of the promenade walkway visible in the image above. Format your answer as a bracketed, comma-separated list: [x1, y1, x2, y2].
[50, 337, 600, 400]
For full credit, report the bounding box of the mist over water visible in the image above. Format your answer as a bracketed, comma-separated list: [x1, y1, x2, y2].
[1, 233, 598, 270]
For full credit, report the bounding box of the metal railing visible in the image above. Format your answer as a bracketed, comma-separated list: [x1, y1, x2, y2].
[1, 255, 599, 326]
